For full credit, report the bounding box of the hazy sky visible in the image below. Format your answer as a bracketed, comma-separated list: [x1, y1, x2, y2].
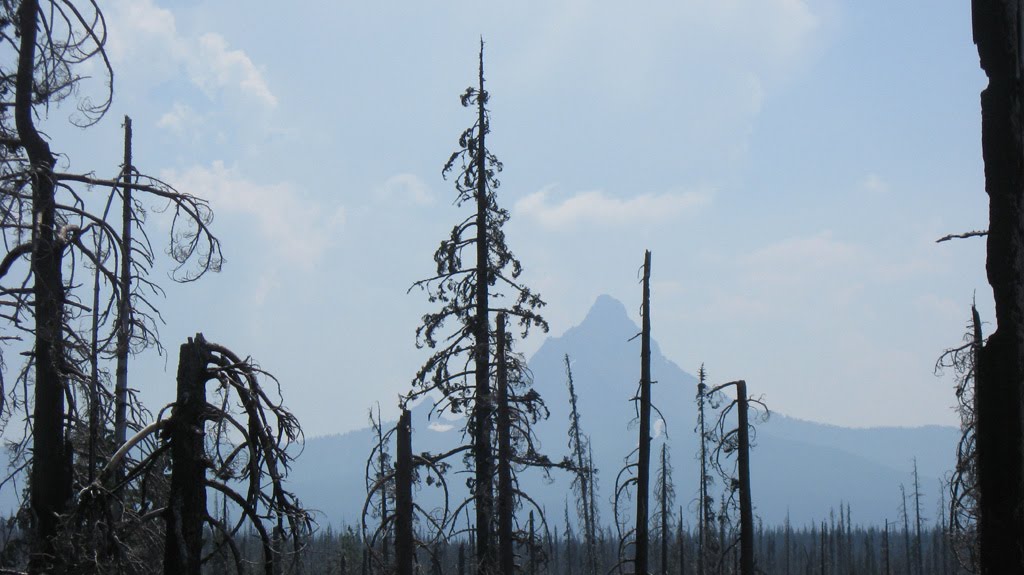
[41, 0, 988, 436]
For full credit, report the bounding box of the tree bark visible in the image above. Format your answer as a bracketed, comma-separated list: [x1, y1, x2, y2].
[635, 250, 653, 575]
[164, 335, 209, 575]
[973, 0, 1024, 572]
[396, 409, 414, 575]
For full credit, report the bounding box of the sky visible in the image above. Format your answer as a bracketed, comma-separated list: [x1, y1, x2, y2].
[37, 0, 989, 437]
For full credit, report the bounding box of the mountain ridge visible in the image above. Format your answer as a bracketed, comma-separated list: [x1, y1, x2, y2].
[289, 294, 958, 528]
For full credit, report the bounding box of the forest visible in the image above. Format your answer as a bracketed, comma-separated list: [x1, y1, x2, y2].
[0, 0, 1016, 574]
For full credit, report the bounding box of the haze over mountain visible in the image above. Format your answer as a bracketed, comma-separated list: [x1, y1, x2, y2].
[290, 295, 958, 530]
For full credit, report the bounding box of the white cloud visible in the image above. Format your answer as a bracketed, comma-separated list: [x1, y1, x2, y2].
[188, 33, 277, 109]
[515, 186, 712, 229]
[163, 161, 344, 269]
[375, 174, 434, 206]
[157, 102, 203, 136]
[106, 0, 276, 109]
[742, 231, 861, 280]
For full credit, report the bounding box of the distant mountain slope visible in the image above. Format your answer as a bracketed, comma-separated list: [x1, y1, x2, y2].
[289, 295, 959, 529]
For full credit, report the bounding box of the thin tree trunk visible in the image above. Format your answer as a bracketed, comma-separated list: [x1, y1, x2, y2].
[660, 444, 669, 575]
[736, 380, 754, 575]
[901, 485, 911, 575]
[496, 314, 514, 575]
[378, 405, 391, 571]
[635, 250, 653, 575]
[473, 41, 495, 575]
[912, 460, 923, 575]
[697, 367, 709, 575]
[114, 116, 133, 450]
[972, 1, 1024, 572]
[164, 335, 209, 575]
[88, 230, 103, 485]
[396, 409, 414, 575]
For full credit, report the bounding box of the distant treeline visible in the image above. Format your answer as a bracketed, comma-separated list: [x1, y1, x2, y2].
[123, 518, 967, 575]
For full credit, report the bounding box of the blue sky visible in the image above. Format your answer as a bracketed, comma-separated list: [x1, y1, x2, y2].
[43, 0, 988, 436]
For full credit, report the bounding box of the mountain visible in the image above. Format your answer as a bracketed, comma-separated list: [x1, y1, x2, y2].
[289, 295, 959, 529]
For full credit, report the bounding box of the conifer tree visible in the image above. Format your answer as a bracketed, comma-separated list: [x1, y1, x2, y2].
[407, 40, 547, 575]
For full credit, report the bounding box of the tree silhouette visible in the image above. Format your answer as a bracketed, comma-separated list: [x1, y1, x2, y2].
[707, 379, 767, 575]
[405, 40, 548, 575]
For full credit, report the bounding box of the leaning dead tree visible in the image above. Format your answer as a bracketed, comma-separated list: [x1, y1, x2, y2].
[706, 379, 767, 575]
[405, 40, 548, 575]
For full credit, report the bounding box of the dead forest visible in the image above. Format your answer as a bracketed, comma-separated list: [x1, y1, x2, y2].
[0, 0, 1017, 574]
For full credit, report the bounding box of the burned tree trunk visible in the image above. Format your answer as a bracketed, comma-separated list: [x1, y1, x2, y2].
[735, 380, 753, 575]
[17, 1, 71, 570]
[472, 45, 495, 575]
[396, 409, 414, 575]
[496, 314, 515, 575]
[972, 0, 1024, 571]
[636, 250, 653, 575]
[114, 116, 134, 450]
[164, 335, 209, 575]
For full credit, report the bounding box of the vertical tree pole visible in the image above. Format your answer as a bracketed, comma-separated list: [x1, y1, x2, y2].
[496, 314, 515, 575]
[114, 116, 133, 450]
[972, 1, 1024, 572]
[735, 380, 753, 575]
[472, 41, 495, 575]
[635, 250, 653, 575]
[396, 409, 414, 575]
[696, 365, 711, 575]
[164, 335, 209, 575]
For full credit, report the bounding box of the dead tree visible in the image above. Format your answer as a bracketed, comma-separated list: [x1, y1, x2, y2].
[0, 3, 222, 570]
[912, 460, 924, 575]
[69, 333, 312, 575]
[972, 0, 1024, 571]
[707, 379, 767, 575]
[405, 40, 547, 575]
[396, 410, 414, 575]
[695, 365, 715, 575]
[636, 251, 653, 575]
[613, 251, 660, 575]
[565, 354, 599, 575]
[654, 444, 675, 575]
[362, 413, 452, 575]
[937, 306, 982, 572]
[163, 337, 208, 575]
